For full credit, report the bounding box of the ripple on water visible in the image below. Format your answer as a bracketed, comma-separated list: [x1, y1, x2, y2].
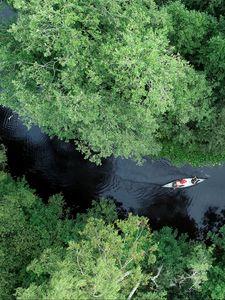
[1, 106, 225, 238]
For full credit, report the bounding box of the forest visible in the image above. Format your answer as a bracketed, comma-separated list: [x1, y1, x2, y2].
[1, 0, 225, 165]
[1, 144, 225, 300]
[1, 0, 225, 299]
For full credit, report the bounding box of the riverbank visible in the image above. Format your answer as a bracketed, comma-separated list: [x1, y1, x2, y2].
[1, 106, 225, 239]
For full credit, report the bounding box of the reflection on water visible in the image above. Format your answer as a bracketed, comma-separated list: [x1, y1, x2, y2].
[138, 190, 198, 239]
[1, 106, 225, 239]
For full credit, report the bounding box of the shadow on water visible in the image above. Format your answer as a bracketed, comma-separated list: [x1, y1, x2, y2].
[1, 107, 225, 239]
[138, 189, 198, 239]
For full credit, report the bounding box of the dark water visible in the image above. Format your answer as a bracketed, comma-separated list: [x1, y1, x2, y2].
[1, 2, 225, 239]
[1, 107, 225, 239]
[0, 1, 16, 24]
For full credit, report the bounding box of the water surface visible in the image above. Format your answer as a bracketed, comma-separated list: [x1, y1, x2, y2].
[0, 107, 225, 239]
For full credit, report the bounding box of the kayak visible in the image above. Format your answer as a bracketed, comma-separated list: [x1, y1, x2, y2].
[162, 178, 206, 189]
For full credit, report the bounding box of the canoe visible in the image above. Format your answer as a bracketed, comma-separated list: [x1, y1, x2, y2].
[162, 178, 206, 189]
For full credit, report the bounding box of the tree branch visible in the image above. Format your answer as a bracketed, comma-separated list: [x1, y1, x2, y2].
[151, 265, 163, 287]
[118, 270, 132, 282]
[76, 252, 85, 275]
[127, 282, 140, 300]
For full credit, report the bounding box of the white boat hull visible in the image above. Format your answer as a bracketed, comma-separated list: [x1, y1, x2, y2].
[162, 178, 205, 189]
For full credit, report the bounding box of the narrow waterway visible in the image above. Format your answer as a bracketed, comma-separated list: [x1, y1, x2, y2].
[1, 2, 225, 239]
[1, 107, 225, 239]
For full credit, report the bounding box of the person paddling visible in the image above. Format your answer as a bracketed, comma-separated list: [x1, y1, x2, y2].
[191, 176, 199, 184]
[176, 179, 187, 186]
[172, 179, 187, 188]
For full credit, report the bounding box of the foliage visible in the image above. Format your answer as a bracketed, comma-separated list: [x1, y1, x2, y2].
[155, 227, 212, 292]
[165, 1, 217, 64]
[1, 146, 225, 300]
[0, 0, 218, 165]
[15, 214, 214, 300]
[159, 141, 225, 167]
[0, 144, 7, 169]
[200, 35, 225, 101]
[0, 170, 77, 299]
[180, 0, 225, 18]
[16, 215, 157, 300]
[164, 2, 225, 102]
[155, 0, 225, 18]
[154, 1, 225, 165]
[202, 226, 225, 300]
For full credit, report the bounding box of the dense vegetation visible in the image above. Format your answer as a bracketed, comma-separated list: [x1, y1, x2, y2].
[0, 0, 225, 165]
[0, 145, 225, 300]
[1, 1, 225, 298]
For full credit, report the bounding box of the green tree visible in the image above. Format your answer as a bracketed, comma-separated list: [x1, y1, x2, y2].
[154, 227, 212, 299]
[201, 226, 225, 300]
[0, 169, 76, 299]
[0, 0, 215, 165]
[15, 216, 214, 300]
[165, 1, 217, 65]
[200, 35, 225, 101]
[16, 215, 160, 300]
[155, 0, 225, 18]
[180, 0, 225, 18]
[159, 1, 225, 165]
[0, 144, 7, 168]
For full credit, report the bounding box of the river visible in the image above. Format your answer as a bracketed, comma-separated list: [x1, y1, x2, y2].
[0, 106, 225, 239]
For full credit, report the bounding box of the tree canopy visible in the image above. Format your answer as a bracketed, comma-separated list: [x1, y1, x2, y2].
[0, 144, 225, 300]
[1, 0, 225, 165]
